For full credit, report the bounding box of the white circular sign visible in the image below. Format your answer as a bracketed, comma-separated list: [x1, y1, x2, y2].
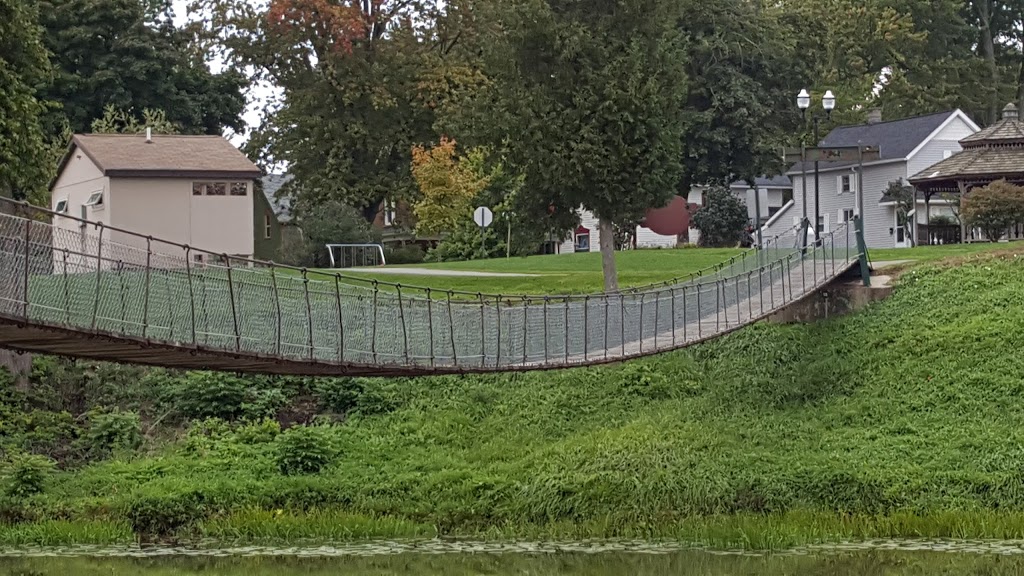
[473, 206, 494, 228]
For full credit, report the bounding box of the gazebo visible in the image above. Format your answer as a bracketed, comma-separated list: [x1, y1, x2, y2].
[910, 102, 1024, 243]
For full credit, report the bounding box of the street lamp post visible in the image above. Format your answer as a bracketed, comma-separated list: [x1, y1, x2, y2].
[797, 89, 835, 245]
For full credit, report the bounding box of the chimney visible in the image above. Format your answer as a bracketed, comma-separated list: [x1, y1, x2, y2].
[145, 127, 152, 143]
[866, 108, 883, 125]
[1002, 102, 1019, 121]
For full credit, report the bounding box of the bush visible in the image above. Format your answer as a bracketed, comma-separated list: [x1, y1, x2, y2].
[313, 378, 363, 414]
[5, 454, 55, 499]
[692, 185, 749, 247]
[80, 408, 143, 459]
[385, 244, 426, 265]
[275, 425, 338, 475]
[929, 214, 956, 226]
[20, 411, 80, 463]
[163, 372, 249, 421]
[123, 490, 207, 537]
[963, 179, 1024, 241]
[426, 221, 504, 262]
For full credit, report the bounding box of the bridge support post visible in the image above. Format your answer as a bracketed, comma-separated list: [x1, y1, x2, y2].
[854, 216, 871, 287]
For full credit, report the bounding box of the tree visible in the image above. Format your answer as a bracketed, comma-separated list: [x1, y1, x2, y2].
[692, 186, 749, 247]
[0, 0, 53, 203]
[90, 105, 180, 134]
[963, 179, 1024, 241]
[285, 200, 380, 267]
[193, 0, 447, 221]
[676, 0, 808, 191]
[411, 138, 490, 236]
[882, 181, 917, 247]
[466, 0, 687, 291]
[38, 0, 246, 135]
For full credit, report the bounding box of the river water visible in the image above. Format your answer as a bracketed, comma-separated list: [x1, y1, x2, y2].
[5, 540, 1024, 575]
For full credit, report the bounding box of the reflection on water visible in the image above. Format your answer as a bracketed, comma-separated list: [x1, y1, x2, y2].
[4, 541, 1024, 575]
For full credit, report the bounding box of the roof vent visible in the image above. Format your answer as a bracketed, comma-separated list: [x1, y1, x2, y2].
[145, 127, 152, 143]
[1003, 103, 1019, 120]
[866, 108, 883, 124]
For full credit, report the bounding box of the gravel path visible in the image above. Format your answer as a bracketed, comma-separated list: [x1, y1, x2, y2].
[345, 267, 541, 278]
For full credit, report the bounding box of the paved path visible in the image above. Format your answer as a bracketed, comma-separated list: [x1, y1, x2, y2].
[871, 260, 912, 269]
[345, 267, 541, 278]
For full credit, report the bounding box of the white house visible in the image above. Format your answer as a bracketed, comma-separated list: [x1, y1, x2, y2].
[761, 109, 981, 249]
[50, 133, 262, 270]
[556, 176, 795, 254]
[557, 210, 679, 254]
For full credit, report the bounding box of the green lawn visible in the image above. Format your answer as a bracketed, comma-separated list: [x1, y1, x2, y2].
[325, 248, 746, 295]
[322, 242, 1013, 296]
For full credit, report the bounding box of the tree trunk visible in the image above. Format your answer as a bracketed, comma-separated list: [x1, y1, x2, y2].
[0, 350, 31, 393]
[598, 217, 619, 293]
[977, 1, 999, 123]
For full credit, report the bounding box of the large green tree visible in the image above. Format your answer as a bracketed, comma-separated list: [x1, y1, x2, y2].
[0, 0, 52, 203]
[466, 0, 687, 291]
[38, 0, 246, 135]
[677, 0, 807, 191]
[193, 0, 454, 221]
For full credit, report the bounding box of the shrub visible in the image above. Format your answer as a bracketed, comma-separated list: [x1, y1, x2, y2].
[929, 214, 956, 226]
[165, 372, 249, 421]
[385, 244, 426, 265]
[20, 410, 80, 462]
[313, 378, 363, 414]
[963, 179, 1024, 241]
[274, 425, 338, 475]
[5, 454, 55, 499]
[80, 408, 143, 459]
[233, 418, 281, 445]
[692, 185, 749, 247]
[123, 490, 207, 537]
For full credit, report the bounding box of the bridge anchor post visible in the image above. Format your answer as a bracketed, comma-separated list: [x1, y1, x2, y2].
[854, 216, 871, 287]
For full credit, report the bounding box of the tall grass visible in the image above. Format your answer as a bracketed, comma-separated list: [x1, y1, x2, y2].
[10, 254, 1024, 548]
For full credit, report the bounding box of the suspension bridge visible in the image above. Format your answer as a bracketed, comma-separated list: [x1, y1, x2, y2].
[0, 200, 870, 376]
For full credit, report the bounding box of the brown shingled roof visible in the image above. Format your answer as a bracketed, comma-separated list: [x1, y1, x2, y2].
[59, 134, 262, 181]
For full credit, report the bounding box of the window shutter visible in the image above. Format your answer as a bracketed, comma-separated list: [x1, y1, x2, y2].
[825, 213, 831, 232]
[836, 175, 843, 195]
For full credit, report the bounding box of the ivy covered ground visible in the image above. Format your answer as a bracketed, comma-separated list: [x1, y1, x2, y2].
[3, 250, 1024, 550]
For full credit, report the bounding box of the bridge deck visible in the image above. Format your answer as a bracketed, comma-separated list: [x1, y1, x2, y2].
[0, 201, 863, 376]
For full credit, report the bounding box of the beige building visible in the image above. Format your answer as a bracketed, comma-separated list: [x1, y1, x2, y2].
[50, 133, 262, 270]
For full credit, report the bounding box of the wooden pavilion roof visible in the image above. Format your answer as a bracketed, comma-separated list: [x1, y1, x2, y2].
[910, 103, 1024, 194]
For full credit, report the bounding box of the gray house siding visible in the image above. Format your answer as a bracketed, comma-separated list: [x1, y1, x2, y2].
[766, 111, 980, 250]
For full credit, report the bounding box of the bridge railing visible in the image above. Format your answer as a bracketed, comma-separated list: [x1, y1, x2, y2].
[0, 199, 862, 373]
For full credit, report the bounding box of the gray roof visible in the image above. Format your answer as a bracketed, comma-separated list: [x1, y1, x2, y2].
[261, 174, 294, 223]
[742, 175, 791, 188]
[789, 110, 956, 174]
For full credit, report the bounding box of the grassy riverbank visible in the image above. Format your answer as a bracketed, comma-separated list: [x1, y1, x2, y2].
[3, 250, 1024, 550]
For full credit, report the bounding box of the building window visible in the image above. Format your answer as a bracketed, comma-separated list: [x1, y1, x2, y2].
[817, 215, 826, 233]
[83, 191, 104, 208]
[768, 206, 782, 218]
[54, 199, 68, 214]
[943, 150, 954, 159]
[838, 174, 855, 195]
[264, 212, 272, 239]
[193, 253, 204, 264]
[842, 209, 855, 223]
[575, 226, 591, 252]
[193, 182, 246, 196]
[382, 200, 397, 227]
